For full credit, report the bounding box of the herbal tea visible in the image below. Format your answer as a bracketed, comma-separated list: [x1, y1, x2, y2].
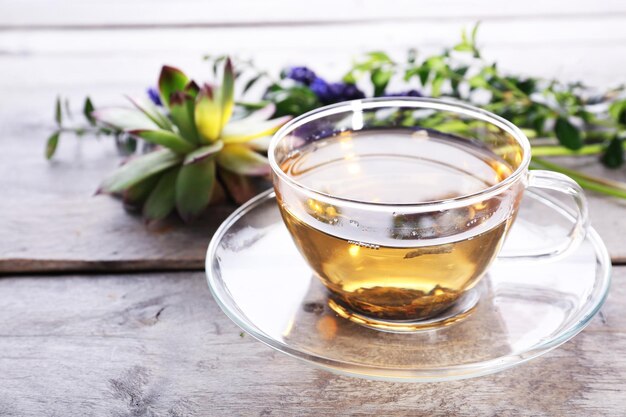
[277, 129, 517, 321]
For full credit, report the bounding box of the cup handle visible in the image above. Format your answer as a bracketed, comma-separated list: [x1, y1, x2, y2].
[498, 170, 590, 262]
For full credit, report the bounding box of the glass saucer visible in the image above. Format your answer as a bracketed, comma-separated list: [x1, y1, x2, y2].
[205, 189, 611, 382]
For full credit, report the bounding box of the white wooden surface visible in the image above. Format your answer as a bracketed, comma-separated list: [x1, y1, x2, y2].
[1, 1, 625, 414]
[0, 270, 624, 416]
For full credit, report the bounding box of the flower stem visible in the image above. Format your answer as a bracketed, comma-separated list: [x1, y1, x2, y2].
[531, 144, 605, 157]
[531, 157, 626, 199]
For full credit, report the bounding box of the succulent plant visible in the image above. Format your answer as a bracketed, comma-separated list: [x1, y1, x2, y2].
[47, 25, 626, 208]
[93, 59, 291, 222]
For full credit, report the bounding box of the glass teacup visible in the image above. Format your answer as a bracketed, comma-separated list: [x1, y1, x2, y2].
[269, 98, 588, 332]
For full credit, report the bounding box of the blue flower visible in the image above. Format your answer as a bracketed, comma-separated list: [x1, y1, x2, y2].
[147, 87, 162, 106]
[311, 77, 365, 104]
[340, 83, 366, 100]
[382, 89, 422, 97]
[310, 77, 332, 102]
[285, 66, 317, 86]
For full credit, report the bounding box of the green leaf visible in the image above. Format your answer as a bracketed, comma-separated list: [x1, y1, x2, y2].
[176, 157, 216, 222]
[183, 142, 224, 165]
[221, 115, 291, 144]
[516, 78, 537, 95]
[238, 103, 276, 122]
[185, 81, 200, 99]
[531, 114, 547, 136]
[425, 56, 446, 73]
[263, 85, 320, 117]
[216, 144, 270, 176]
[55, 96, 62, 126]
[220, 58, 235, 127]
[45, 131, 61, 159]
[243, 74, 262, 94]
[417, 65, 430, 86]
[246, 136, 271, 152]
[431, 75, 445, 97]
[128, 129, 195, 154]
[126, 96, 173, 131]
[601, 137, 624, 168]
[367, 51, 393, 63]
[471, 21, 481, 42]
[453, 66, 469, 77]
[123, 173, 162, 211]
[143, 168, 179, 221]
[609, 100, 626, 125]
[169, 92, 199, 143]
[211, 55, 226, 76]
[371, 68, 393, 97]
[343, 71, 357, 85]
[83, 97, 96, 126]
[92, 107, 159, 131]
[195, 84, 223, 143]
[99, 149, 182, 193]
[468, 74, 489, 90]
[453, 43, 474, 53]
[554, 117, 583, 150]
[158, 65, 189, 108]
[116, 134, 138, 155]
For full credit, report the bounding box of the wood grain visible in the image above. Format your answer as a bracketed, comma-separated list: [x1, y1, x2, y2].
[2, 124, 625, 273]
[0, 268, 623, 416]
[3, 0, 626, 28]
[0, 124, 235, 274]
[0, 2, 624, 415]
[1, 5, 625, 272]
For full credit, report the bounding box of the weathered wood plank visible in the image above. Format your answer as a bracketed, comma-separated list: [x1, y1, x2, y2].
[2, 123, 625, 274]
[2, 18, 626, 93]
[0, 124, 235, 274]
[2, 0, 626, 28]
[1, 18, 625, 272]
[0, 268, 623, 416]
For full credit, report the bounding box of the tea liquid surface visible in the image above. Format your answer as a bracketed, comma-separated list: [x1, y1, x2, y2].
[278, 129, 515, 320]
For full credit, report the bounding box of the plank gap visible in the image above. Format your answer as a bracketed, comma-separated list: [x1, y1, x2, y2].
[3, 11, 626, 32]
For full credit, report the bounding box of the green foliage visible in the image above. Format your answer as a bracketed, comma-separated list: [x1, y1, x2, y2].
[263, 85, 320, 117]
[158, 66, 189, 108]
[98, 148, 182, 194]
[83, 97, 96, 126]
[45, 131, 60, 159]
[554, 117, 583, 150]
[143, 168, 179, 221]
[176, 158, 216, 222]
[45, 96, 116, 159]
[46, 22, 626, 211]
[609, 99, 626, 126]
[344, 51, 395, 97]
[337, 22, 625, 175]
[123, 174, 161, 211]
[65, 60, 290, 222]
[54, 97, 62, 125]
[601, 137, 624, 168]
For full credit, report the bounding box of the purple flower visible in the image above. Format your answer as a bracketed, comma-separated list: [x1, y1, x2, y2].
[382, 89, 423, 97]
[310, 77, 332, 102]
[285, 66, 317, 86]
[340, 83, 366, 100]
[311, 77, 365, 104]
[147, 87, 162, 106]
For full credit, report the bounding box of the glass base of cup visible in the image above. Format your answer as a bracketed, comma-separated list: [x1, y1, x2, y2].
[327, 287, 480, 333]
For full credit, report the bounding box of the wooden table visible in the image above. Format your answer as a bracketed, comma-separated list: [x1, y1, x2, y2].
[1, 1, 625, 415]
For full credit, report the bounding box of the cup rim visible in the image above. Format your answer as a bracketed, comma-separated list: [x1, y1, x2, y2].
[268, 97, 531, 209]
